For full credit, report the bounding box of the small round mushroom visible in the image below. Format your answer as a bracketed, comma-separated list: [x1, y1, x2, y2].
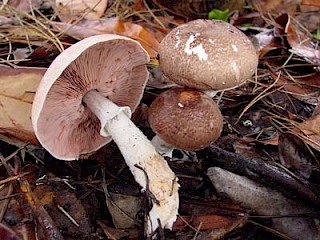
[158, 19, 258, 91]
[32, 34, 179, 234]
[148, 88, 223, 152]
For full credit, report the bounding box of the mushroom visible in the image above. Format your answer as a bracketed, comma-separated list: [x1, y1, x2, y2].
[148, 87, 223, 156]
[158, 19, 258, 92]
[31, 34, 179, 234]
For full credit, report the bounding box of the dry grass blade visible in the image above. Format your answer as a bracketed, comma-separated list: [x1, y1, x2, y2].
[248, 220, 293, 240]
[3, 5, 64, 52]
[0, 183, 13, 222]
[236, 71, 283, 124]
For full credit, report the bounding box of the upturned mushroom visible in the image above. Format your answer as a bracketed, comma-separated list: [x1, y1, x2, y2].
[158, 19, 258, 92]
[31, 34, 179, 234]
[148, 88, 223, 156]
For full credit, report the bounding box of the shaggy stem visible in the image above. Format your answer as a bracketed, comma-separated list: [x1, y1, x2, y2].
[83, 90, 179, 233]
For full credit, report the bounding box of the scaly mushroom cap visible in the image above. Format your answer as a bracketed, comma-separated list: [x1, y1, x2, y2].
[32, 34, 149, 160]
[159, 19, 258, 90]
[148, 88, 223, 151]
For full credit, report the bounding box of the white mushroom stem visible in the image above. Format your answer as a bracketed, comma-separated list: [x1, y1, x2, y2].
[83, 90, 179, 234]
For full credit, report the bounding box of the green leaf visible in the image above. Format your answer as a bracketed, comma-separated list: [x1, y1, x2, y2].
[208, 8, 229, 22]
[312, 29, 320, 40]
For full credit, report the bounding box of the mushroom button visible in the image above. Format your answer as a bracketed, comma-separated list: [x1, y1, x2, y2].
[32, 34, 179, 234]
[159, 19, 258, 91]
[148, 88, 223, 151]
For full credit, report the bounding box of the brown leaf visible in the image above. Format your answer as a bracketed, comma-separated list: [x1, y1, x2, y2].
[301, 0, 320, 11]
[272, 68, 320, 105]
[0, 65, 46, 145]
[173, 214, 248, 231]
[251, 0, 299, 15]
[285, 16, 320, 65]
[33, 181, 92, 237]
[55, 0, 108, 21]
[98, 221, 139, 239]
[52, 18, 160, 62]
[278, 133, 312, 178]
[0, 223, 20, 240]
[106, 192, 140, 229]
[7, 0, 43, 12]
[297, 114, 320, 151]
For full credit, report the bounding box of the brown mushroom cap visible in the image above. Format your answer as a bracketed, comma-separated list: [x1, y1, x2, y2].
[148, 88, 223, 151]
[32, 34, 149, 160]
[159, 19, 258, 90]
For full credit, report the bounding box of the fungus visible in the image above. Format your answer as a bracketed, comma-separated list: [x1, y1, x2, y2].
[148, 88, 223, 156]
[32, 34, 179, 234]
[158, 19, 258, 92]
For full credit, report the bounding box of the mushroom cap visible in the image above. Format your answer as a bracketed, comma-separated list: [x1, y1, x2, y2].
[32, 34, 150, 160]
[148, 88, 223, 151]
[159, 19, 258, 90]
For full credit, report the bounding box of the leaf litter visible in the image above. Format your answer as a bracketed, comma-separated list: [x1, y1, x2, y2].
[0, 0, 320, 239]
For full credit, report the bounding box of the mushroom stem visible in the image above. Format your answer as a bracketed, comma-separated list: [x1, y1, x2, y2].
[83, 90, 179, 233]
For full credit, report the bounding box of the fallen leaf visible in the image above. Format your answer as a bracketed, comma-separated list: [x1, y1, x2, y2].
[7, 0, 43, 12]
[55, 0, 108, 22]
[285, 16, 320, 65]
[207, 167, 320, 240]
[301, 0, 320, 11]
[251, 0, 299, 15]
[33, 180, 92, 237]
[278, 133, 312, 179]
[173, 214, 248, 231]
[270, 67, 320, 105]
[52, 18, 160, 62]
[0, 223, 20, 240]
[0, 16, 15, 26]
[106, 192, 140, 229]
[98, 220, 139, 239]
[296, 114, 320, 151]
[0, 65, 46, 145]
[12, 48, 31, 63]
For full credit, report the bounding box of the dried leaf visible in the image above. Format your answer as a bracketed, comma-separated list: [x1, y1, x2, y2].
[33, 182, 92, 237]
[173, 214, 248, 231]
[207, 167, 320, 240]
[285, 16, 320, 65]
[52, 18, 160, 62]
[251, 0, 299, 15]
[106, 192, 140, 229]
[273, 71, 320, 105]
[7, 0, 43, 12]
[0, 223, 20, 240]
[0, 16, 15, 26]
[301, 0, 320, 11]
[278, 133, 312, 178]
[296, 114, 320, 151]
[98, 221, 139, 239]
[55, 0, 108, 21]
[12, 48, 31, 63]
[0, 65, 46, 144]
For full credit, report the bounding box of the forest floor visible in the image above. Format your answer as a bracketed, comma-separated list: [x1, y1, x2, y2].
[0, 0, 320, 239]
